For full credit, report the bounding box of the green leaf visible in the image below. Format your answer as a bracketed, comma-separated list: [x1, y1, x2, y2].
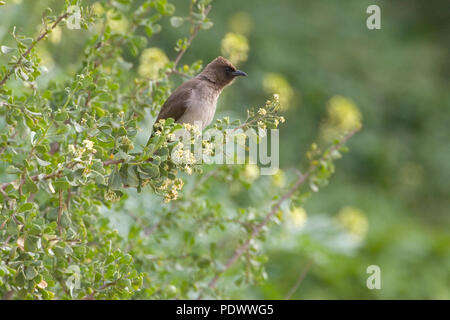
[53, 246, 65, 257]
[15, 270, 26, 287]
[200, 21, 213, 30]
[1, 45, 14, 54]
[55, 110, 69, 121]
[24, 267, 38, 280]
[131, 35, 147, 50]
[23, 174, 38, 194]
[170, 16, 184, 27]
[118, 126, 127, 136]
[25, 114, 35, 129]
[53, 179, 70, 191]
[24, 235, 41, 252]
[35, 156, 51, 167]
[309, 181, 319, 192]
[6, 165, 22, 174]
[152, 24, 162, 33]
[18, 203, 33, 212]
[137, 163, 159, 179]
[108, 168, 122, 190]
[144, 25, 153, 37]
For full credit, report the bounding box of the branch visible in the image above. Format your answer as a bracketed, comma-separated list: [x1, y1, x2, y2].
[0, 12, 69, 88]
[284, 259, 314, 300]
[198, 169, 309, 299]
[171, 5, 212, 70]
[102, 159, 125, 166]
[57, 189, 63, 236]
[166, 69, 192, 78]
[196, 127, 360, 299]
[0, 150, 138, 192]
[82, 280, 118, 300]
[0, 5, 214, 190]
[1, 170, 61, 191]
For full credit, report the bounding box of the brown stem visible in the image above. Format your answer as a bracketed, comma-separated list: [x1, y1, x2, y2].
[284, 259, 314, 300]
[82, 280, 118, 300]
[102, 159, 125, 166]
[1, 170, 61, 191]
[1, 157, 125, 191]
[196, 127, 360, 299]
[166, 69, 192, 78]
[172, 5, 212, 69]
[57, 189, 63, 236]
[65, 188, 71, 210]
[198, 169, 310, 299]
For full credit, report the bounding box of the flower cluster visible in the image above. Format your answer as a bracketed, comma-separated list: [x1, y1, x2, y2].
[220, 32, 249, 65]
[68, 139, 97, 159]
[319, 95, 362, 142]
[244, 94, 286, 131]
[172, 144, 196, 165]
[336, 206, 368, 239]
[138, 48, 170, 79]
[104, 189, 120, 202]
[156, 178, 185, 203]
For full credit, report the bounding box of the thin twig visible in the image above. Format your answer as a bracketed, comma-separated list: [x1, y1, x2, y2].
[1, 157, 122, 191]
[166, 69, 192, 78]
[102, 159, 125, 166]
[0, 12, 69, 88]
[284, 259, 314, 300]
[196, 127, 360, 299]
[191, 167, 220, 194]
[66, 188, 71, 210]
[197, 169, 310, 299]
[144, 220, 161, 236]
[57, 189, 63, 236]
[82, 280, 118, 300]
[1, 170, 61, 191]
[172, 5, 212, 69]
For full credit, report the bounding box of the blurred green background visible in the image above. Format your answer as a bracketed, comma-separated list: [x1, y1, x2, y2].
[1, 0, 449, 299]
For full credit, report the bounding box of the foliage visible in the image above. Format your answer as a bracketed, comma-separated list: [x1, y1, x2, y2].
[205, 0, 449, 299]
[0, 0, 361, 300]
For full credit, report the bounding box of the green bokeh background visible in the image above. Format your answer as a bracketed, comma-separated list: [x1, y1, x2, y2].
[1, 0, 449, 299]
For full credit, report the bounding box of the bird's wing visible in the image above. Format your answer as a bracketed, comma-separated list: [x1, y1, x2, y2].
[156, 82, 193, 122]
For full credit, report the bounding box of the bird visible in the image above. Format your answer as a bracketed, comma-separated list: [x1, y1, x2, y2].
[154, 56, 247, 131]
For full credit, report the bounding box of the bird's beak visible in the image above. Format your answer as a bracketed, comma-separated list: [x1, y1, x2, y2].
[231, 70, 247, 77]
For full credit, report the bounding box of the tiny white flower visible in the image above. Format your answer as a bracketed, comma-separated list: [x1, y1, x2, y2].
[83, 139, 94, 150]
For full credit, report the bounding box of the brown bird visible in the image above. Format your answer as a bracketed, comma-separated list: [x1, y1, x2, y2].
[155, 56, 247, 130]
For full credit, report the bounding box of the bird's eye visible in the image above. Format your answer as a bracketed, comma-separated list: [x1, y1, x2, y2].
[225, 66, 234, 73]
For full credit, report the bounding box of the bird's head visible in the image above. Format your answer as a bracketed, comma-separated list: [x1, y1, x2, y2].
[200, 56, 247, 87]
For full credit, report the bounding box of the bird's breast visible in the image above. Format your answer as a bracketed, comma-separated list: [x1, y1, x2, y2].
[178, 87, 220, 129]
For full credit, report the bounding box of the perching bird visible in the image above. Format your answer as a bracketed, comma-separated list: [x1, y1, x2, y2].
[155, 56, 247, 130]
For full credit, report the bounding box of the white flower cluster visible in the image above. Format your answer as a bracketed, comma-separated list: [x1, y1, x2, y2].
[182, 123, 201, 139]
[104, 190, 120, 202]
[202, 140, 214, 156]
[68, 139, 97, 159]
[173, 144, 196, 165]
[156, 178, 184, 203]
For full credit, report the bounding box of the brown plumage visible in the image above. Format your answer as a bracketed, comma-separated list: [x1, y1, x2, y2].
[155, 56, 247, 130]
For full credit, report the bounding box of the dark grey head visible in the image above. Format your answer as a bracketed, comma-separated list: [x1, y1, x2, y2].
[200, 56, 247, 87]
